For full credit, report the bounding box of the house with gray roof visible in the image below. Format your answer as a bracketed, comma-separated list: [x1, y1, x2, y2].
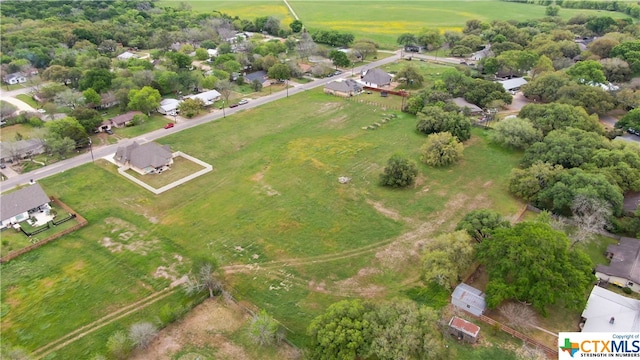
[244, 70, 269, 87]
[360, 68, 392, 88]
[452, 283, 487, 316]
[117, 51, 139, 61]
[324, 79, 363, 97]
[109, 111, 143, 128]
[595, 237, 640, 293]
[113, 141, 173, 175]
[581, 285, 640, 332]
[0, 139, 45, 162]
[0, 183, 51, 229]
[3, 72, 27, 85]
[498, 77, 528, 92]
[451, 97, 483, 114]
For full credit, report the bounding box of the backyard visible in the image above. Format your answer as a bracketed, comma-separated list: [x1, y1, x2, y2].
[123, 156, 207, 189]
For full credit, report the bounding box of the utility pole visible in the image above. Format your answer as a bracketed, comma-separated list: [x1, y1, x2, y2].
[286, 79, 289, 98]
[88, 137, 95, 163]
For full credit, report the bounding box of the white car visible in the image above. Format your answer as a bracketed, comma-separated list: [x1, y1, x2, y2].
[37, 109, 46, 113]
[238, 99, 249, 105]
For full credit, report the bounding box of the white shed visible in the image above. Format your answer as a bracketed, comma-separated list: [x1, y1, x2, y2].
[452, 283, 487, 316]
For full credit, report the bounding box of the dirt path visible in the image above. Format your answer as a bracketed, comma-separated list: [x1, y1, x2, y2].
[32, 283, 183, 359]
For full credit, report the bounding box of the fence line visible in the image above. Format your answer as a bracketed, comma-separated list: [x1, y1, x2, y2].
[0, 197, 88, 263]
[475, 314, 558, 359]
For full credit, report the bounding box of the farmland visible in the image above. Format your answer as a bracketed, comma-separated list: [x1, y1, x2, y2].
[1, 86, 523, 356]
[162, 0, 631, 48]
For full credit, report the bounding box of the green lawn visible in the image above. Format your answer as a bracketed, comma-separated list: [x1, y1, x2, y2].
[15, 94, 38, 108]
[159, 0, 294, 26]
[115, 114, 170, 137]
[0, 84, 523, 354]
[0, 123, 41, 142]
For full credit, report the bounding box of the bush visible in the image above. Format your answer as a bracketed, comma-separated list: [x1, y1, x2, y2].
[421, 132, 464, 167]
[379, 154, 418, 188]
[128, 322, 158, 349]
[624, 287, 633, 294]
[107, 331, 132, 360]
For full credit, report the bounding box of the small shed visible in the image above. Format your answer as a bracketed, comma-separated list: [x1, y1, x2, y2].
[448, 316, 481, 343]
[452, 283, 486, 316]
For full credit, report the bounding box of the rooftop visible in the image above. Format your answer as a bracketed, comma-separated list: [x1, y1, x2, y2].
[0, 183, 50, 221]
[596, 237, 640, 285]
[449, 316, 480, 337]
[582, 286, 640, 332]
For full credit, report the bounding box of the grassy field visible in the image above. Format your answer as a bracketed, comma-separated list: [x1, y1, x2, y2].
[115, 114, 172, 138]
[165, 0, 631, 48]
[0, 84, 523, 355]
[0, 123, 42, 142]
[124, 156, 206, 188]
[15, 94, 38, 108]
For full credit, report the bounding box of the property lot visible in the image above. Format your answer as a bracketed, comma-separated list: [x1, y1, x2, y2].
[1, 88, 524, 355]
[123, 156, 207, 189]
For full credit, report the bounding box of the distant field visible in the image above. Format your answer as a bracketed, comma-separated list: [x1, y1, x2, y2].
[163, 0, 631, 48]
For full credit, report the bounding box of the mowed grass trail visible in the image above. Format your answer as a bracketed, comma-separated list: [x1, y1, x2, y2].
[1, 84, 522, 354]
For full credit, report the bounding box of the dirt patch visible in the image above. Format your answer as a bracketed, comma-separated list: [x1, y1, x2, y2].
[130, 298, 300, 360]
[316, 102, 342, 115]
[321, 114, 348, 128]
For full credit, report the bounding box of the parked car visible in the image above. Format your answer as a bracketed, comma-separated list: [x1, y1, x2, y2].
[238, 99, 249, 105]
[0, 163, 6, 169]
[627, 128, 640, 136]
[229, 103, 239, 108]
[105, 128, 114, 135]
[37, 109, 46, 113]
[164, 123, 174, 129]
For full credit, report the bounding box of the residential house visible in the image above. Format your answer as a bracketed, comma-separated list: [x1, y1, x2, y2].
[498, 77, 528, 93]
[99, 92, 119, 109]
[360, 68, 392, 88]
[117, 51, 139, 61]
[471, 45, 492, 61]
[0, 183, 51, 229]
[207, 48, 218, 58]
[109, 111, 143, 128]
[113, 141, 173, 175]
[158, 98, 181, 115]
[451, 283, 487, 316]
[184, 90, 221, 106]
[448, 316, 480, 343]
[3, 72, 27, 85]
[324, 79, 363, 97]
[595, 237, 640, 293]
[0, 139, 45, 162]
[244, 70, 270, 87]
[451, 97, 483, 115]
[581, 286, 640, 332]
[225, 32, 248, 44]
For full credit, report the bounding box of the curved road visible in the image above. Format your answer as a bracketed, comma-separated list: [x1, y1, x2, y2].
[0, 52, 401, 192]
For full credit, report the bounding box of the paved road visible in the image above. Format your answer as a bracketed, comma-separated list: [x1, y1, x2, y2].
[0, 52, 402, 192]
[0, 95, 37, 113]
[599, 114, 640, 144]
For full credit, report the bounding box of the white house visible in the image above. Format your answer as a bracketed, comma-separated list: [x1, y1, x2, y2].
[3, 72, 27, 85]
[498, 77, 528, 93]
[0, 183, 51, 229]
[158, 98, 181, 115]
[581, 286, 640, 332]
[184, 90, 221, 106]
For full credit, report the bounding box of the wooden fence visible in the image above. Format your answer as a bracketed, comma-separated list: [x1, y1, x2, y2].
[0, 197, 88, 263]
[476, 314, 558, 359]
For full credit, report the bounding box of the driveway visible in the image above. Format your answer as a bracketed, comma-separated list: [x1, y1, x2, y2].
[0, 95, 37, 113]
[506, 92, 531, 112]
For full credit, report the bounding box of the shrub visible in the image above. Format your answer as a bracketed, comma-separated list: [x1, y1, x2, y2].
[128, 322, 158, 349]
[379, 154, 418, 188]
[420, 132, 464, 167]
[624, 287, 633, 294]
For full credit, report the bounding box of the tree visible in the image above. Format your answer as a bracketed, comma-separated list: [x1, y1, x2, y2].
[46, 116, 87, 143]
[79, 69, 114, 92]
[616, 109, 640, 130]
[289, 19, 303, 33]
[600, 58, 631, 83]
[296, 33, 316, 61]
[194, 48, 209, 61]
[616, 89, 640, 110]
[416, 106, 471, 141]
[54, 89, 84, 110]
[107, 330, 132, 360]
[521, 127, 610, 169]
[82, 88, 101, 108]
[421, 231, 475, 288]
[586, 16, 617, 35]
[518, 103, 602, 135]
[45, 135, 76, 159]
[463, 78, 512, 108]
[522, 72, 572, 103]
[397, 33, 417, 46]
[0, 102, 17, 120]
[128, 322, 158, 350]
[395, 65, 424, 88]
[71, 107, 102, 134]
[530, 55, 554, 79]
[490, 117, 542, 149]
[566, 195, 613, 246]
[165, 51, 192, 69]
[184, 261, 222, 299]
[267, 63, 291, 81]
[364, 300, 444, 360]
[307, 299, 369, 360]
[557, 84, 615, 115]
[588, 37, 620, 59]
[201, 75, 218, 90]
[248, 310, 283, 346]
[216, 80, 233, 112]
[177, 98, 205, 118]
[455, 209, 511, 243]
[509, 161, 564, 203]
[545, 5, 560, 16]
[498, 303, 538, 331]
[328, 50, 350, 69]
[353, 40, 377, 60]
[379, 154, 418, 188]
[477, 221, 594, 315]
[566, 60, 606, 84]
[417, 29, 443, 50]
[421, 132, 464, 167]
[128, 86, 161, 116]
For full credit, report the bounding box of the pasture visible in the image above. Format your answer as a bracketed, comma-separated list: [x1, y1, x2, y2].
[0, 86, 524, 355]
[162, 0, 632, 48]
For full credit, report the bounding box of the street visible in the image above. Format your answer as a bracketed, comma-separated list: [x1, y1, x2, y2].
[0, 52, 402, 192]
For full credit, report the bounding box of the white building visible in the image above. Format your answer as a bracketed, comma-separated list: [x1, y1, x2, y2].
[0, 183, 51, 229]
[581, 286, 640, 332]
